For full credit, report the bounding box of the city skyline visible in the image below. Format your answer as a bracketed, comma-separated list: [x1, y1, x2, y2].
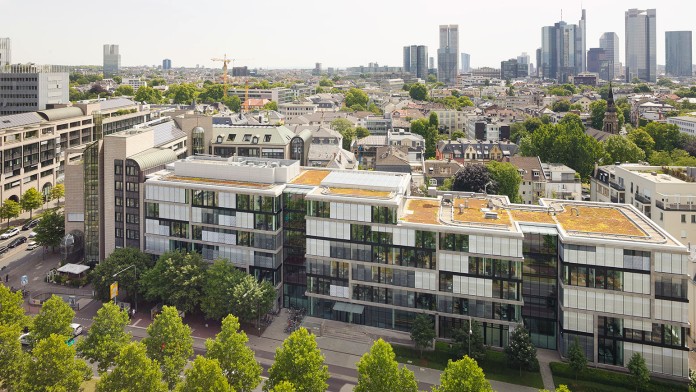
[0, 0, 694, 70]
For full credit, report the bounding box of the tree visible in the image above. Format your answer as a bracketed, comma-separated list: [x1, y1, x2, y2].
[21, 334, 91, 392]
[504, 325, 537, 376]
[331, 118, 356, 150]
[222, 95, 242, 112]
[141, 250, 205, 314]
[264, 328, 329, 392]
[552, 100, 571, 112]
[114, 85, 134, 96]
[627, 352, 650, 392]
[409, 83, 428, 101]
[452, 164, 494, 193]
[355, 339, 418, 392]
[263, 101, 279, 111]
[410, 314, 435, 357]
[451, 130, 465, 140]
[487, 161, 521, 202]
[433, 357, 493, 392]
[50, 183, 65, 205]
[32, 295, 74, 344]
[603, 135, 645, 163]
[96, 342, 167, 392]
[176, 356, 233, 392]
[112, 76, 122, 84]
[20, 188, 42, 219]
[643, 122, 682, 152]
[452, 320, 486, 361]
[410, 118, 438, 158]
[540, 386, 572, 392]
[230, 274, 276, 327]
[0, 324, 29, 391]
[628, 128, 656, 158]
[0, 284, 27, 327]
[33, 209, 64, 252]
[90, 247, 153, 302]
[134, 86, 163, 104]
[355, 126, 370, 138]
[77, 302, 131, 374]
[206, 314, 262, 392]
[318, 78, 333, 87]
[567, 337, 587, 380]
[167, 83, 199, 104]
[200, 259, 246, 320]
[344, 88, 369, 111]
[589, 99, 608, 129]
[143, 305, 193, 389]
[270, 381, 296, 392]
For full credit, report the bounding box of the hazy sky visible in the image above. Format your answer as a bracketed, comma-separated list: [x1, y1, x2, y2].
[1, 0, 693, 69]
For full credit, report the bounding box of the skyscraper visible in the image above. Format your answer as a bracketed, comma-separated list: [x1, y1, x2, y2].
[599, 32, 620, 79]
[587, 48, 612, 81]
[461, 53, 471, 73]
[0, 38, 10, 66]
[403, 45, 428, 79]
[540, 10, 587, 82]
[162, 59, 172, 70]
[103, 44, 121, 78]
[437, 25, 459, 84]
[625, 9, 656, 82]
[666, 31, 693, 77]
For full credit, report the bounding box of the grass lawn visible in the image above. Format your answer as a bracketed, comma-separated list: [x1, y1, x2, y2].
[392, 343, 544, 389]
[550, 362, 687, 392]
[81, 378, 98, 392]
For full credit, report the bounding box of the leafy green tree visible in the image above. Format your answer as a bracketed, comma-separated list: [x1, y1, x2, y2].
[32, 295, 74, 344]
[504, 325, 537, 376]
[0, 324, 29, 391]
[331, 118, 356, 150]
[344, 88, 369, 110]
[141, 250, 205, 314]
[633, 84, 652, 93]
[143, 305, 194, 389]
[264, 328, 329, 392]
[69, 87, 84, 101]
[643, 122, 682, 152]
[200, 259, 246, 320]
[429, 112, 439, 128]
[540, 386, 572, 392]
[50, 183, 65, 205]
[355, 126, 370, 138]
[453, 164, 493, 193]
[134, 86, 163, 104]
[112, 76, 122, 84]
[114, 85, 134, 96]
[230, 274, 276, 327]
[222, 95, 242, 112]
[0, 197, 21, 227]
[77, 302, 131, 374]
[628, 128, 656, 158]
[90, 247, 153, 302]
[409, 83, 428, 101]
[177, 356, 233, 392]
[0, 284, 27, 327]
[206, 314, 262, 392]
[487, 161, 522, 202]
[167, 83, 199, 104]
[33, 209, 64, 252]
[96, 342, 167, 392]
[452, 320, 486, 361]
[410, 118, 438, 158]
[627, 352, 650, 391]
[270, 381, 296, 392]
[451, 130, 465, 140]
[355, 339, 417, 392]
[318, 78, 333, 87]
[410, 314, 435, 357]
[263, 101, 279, 111]
[589, 99, 608, 129]
[567, 337, 587, 380]
[603, 135, 645, 163]
[21, 334, 91, 392]
[552, 100, 571, 112]
[148, 77, 165, 87]
[20, 188, 42, 219]
[199, 84, 226, 102]
[433, 357, 493, 392]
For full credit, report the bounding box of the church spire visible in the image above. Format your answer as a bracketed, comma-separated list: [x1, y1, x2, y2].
[602, 82, 619, 133]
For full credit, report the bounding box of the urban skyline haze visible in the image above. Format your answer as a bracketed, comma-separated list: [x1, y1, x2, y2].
[0, 0, 693, 70]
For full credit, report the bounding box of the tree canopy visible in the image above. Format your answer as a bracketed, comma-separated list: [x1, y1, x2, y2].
[0, 323, 28, 391]
[409, 83, 428, 101]
[0, 199, 21, 227]
[90, 247, 153, 302]
[603, 135, 645, 163]
[627, 352, 650, 391]
[200, 259, 246, 320]
[141, 250, 205, 314]
[433, 357, 493, 392]
[355, 339, 418, 392]
[50, 183, 65, 204]
[176, 356, 233, 392]
[32, 295, 75, 344]
[344, 88, 369, 111]
[452, 164, 493, 193]
[22, 334, 91, 392]
[410, 117, 438, 158]
[134, 86, 163, 104]
[331, 118, 356, 150]
[77, 302, 131, 374]
[20, 188, 43, 219]
[206, 314, 262, 392]
[96, 342, 167, 392]
[504, 325, 537, 375]
[567, 337, 587, 379]
[410, 314, 435, 357]
[0, 284, 27, 327]
[552, 100, 571, 112]
[143, 305, 194, 389]
[33, 209, 64, 251]
[452, 320, 486, 361]
[487, 161, 521, 202]
[264, 328, 329, 392]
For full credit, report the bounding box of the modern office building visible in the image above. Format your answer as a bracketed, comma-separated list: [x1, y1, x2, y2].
[103, 44, 121, 78]
[226, 87, 294, 104]
[0, 38, 10, 66]
[599, 32, 621, 79]
[587, 48, 612, 81]
[135, 158, 690, 379]
[461, 53, 471, 73]
[402, 45, 428, 80]
[437, 25, 459, 84]
[665, 31, 693, 77]
[667, 116, 696, 136]
[540, 11, 587, 82]
[0, 64, 69, 115]
[162, 59, 172, 70]
[500, 59, 528, 80]
[429, 57, 434, 71]
[625, 9, 656, 82]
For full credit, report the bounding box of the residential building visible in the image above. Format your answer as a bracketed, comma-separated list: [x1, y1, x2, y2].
[540, 10, 587, 82]
[0, 38, 10, 66]
[665, 31, 693, 77]
[208, 124, 297, 161]
[123, 78, 147, 92]
[103, 44, 121, 78]
[600, 32, 621, 79]
[541, 162, 582, 201]
[461, 53, 471, 73]
[0, 64, 69, 115]
[436, 139, 519, 163]
[278, 103, 318, 120]
[437, 25, 459, 84]
[591, 163, 696, 245]
[500, 58, 528, 80]
[162, 59, 172, 70]
[625, 9, 656, 82]
[667, 117, 696, 136]
[511, 156, 546, 204]
[403, 45, 428, 79]
[353, 130, 424, 170]
[471, 67, 500, 80]
[423, 159, 462, 187]
[227, 87, 294, 104]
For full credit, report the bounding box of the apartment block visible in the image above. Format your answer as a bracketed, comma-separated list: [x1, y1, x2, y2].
[0, 65, 69, 115]
[278, 102, 318, 120]
[226, 88, 294, 104]
[667, 116, 696, 136]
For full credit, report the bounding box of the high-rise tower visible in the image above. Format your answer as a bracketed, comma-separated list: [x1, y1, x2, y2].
[665, 31, 693, 77]
[625, 9, 656, 82]
[103, 44, 121, 78]
[599, 32, 620, 80]
[437, 25, 459, 84]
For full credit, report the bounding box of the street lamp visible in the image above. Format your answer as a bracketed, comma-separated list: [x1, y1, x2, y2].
[112, 265, 138, 313]
[483, 181, 493, 195]
[468, 316, 473, 357]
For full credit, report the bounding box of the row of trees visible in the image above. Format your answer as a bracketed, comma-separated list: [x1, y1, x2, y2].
[0, 185, 64, 227]
[407, 83, 474, 110]
[330, 118, 370, 150]
[90, 248, 276, 322]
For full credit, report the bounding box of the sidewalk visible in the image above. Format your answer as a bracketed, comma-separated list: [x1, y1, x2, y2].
[537, 348, 561, 391]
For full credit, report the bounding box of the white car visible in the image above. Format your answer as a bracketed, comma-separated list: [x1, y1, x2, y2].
[0, 228, 19, 240]
[27, 241, 38, 250]
[28, 231, 37, 238]
[70, 323, 83, 336]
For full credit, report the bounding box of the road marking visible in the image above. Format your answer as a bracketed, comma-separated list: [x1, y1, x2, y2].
[132, 318, 142, 327]
[32, 276, 39, 281]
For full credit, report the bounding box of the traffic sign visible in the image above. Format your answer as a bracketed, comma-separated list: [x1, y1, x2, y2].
[20, 275, 28, 286]
[110, 281, 118, 300]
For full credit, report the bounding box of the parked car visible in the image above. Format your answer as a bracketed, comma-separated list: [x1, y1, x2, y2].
[70, 323, 83, 336]
[19, 333, 31, 345]
[0, 228, 19, 240]
[0, 246, 8, 255]
[28, 231, 37, 238]
[22, 219, 40, 231]
[26, 241, 38, 250]
[8, 236, 27, 248]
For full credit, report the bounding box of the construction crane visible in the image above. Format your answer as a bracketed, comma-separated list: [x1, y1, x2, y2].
[210, 54, 232, 97]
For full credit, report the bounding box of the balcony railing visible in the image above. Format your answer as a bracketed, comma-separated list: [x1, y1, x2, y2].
[609, 181, 625, 191]
[634, 193, 651, 205]
[655, 200, 696, 211]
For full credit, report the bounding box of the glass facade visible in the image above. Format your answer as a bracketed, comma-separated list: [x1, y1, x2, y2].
[522, 232, 558, 349]
[83, 142, 101, 265]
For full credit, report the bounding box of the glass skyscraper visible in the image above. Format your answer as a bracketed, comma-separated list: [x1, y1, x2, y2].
[665, 31, 693, 77]
[437, 25, 459, 84]
[625, 9, 656, 82]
